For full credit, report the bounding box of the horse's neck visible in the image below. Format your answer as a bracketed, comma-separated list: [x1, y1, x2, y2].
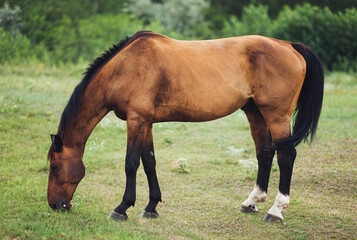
[61, 81, 109, 151]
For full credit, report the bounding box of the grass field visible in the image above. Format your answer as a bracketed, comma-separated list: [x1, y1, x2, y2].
[0, 64, 356, 239]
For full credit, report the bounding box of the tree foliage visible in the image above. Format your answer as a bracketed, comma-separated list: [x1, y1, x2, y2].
[222, 4, 272, 37]
[0, 2, 22, 35]
[0, 27, 30, 63]
[125, 0, 209, 36]
[0, 0, 356, 70]
[274, 4, 357, 70]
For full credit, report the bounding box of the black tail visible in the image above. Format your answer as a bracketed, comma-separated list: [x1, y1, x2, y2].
[275, 43, 324, 150]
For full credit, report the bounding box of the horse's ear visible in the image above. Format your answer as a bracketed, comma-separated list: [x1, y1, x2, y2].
[50, 134, 63, 152]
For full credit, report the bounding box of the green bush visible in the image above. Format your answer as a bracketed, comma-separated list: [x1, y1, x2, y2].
[222, 4, 272, 37]
[44, 13, 145, 63]
[332, 8, 357, 71]
[274, 4, 357, 71]
[79, 13, 144, 61]
[125, 0, 210, 38]
[0, 2, 22, 35]
[0, 27, 31, 63]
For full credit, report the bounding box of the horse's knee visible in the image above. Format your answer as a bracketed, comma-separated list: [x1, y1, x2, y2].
[125, 158, 140, 175]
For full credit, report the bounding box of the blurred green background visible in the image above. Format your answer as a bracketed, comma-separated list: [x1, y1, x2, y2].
[1, 0, 357, 70]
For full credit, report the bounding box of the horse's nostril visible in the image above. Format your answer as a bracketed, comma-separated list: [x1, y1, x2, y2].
[61, 202, 67, 209]
[50, 203, 57, 210]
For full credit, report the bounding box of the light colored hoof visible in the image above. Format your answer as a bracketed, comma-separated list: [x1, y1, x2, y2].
[140, 210, 159, 219]
[240, 204, 257, 213]
[263, 213, 283, 223]
[108, 211, 127, 221]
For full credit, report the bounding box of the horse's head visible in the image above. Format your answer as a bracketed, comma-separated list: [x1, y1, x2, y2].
[47, 134, 85, 211]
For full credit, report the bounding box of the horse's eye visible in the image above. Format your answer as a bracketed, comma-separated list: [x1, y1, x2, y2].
[50, 164, 58, 172]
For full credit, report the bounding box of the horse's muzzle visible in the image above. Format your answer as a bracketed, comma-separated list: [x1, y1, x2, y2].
[49, 201, 72, 211]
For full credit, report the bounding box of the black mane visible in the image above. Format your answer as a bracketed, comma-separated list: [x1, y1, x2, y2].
[55, 31, 151, 139]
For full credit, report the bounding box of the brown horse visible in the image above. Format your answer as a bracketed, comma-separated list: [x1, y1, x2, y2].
[47, 31, 324, 222]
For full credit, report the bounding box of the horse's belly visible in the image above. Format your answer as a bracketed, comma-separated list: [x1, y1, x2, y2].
[152, 89, 249, 122]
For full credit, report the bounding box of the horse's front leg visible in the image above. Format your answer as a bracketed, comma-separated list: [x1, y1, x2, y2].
[108, 113, 150, 221]
[140, 124, 162, 218]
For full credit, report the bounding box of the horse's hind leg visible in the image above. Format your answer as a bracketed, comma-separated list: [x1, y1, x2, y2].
[262, 119, 297, 222]
[240, 100, 275, 213]
[140, 124, 162, 218]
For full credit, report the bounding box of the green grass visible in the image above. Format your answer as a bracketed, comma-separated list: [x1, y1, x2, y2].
[1, 64, 356, 239]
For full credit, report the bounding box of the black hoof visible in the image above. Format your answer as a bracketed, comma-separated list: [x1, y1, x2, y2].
[140, 210, 159, 219]
[240, 204, 257, 213]
[108, 211, 128, 221]
[263, 213, 282, 223]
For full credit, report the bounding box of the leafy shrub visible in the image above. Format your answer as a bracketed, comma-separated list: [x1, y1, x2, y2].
[47, 13, 145, 63]
[125, 0, 210, 37]
[0, 2, 22, 35]
[0, 27, 31, 63]
[332, 8, 357, 71]
[79, 13, 145, 61]
[222, 4, 272, 37]
[274, 4, 357, 71]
